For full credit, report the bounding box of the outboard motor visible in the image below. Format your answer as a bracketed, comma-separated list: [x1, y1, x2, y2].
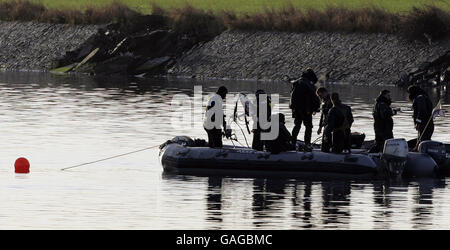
[418, 140, 446, 165]
[382, 139, 409, 177]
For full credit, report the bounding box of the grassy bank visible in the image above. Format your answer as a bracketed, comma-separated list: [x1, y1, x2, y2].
[0, 0, 449, 41]
[19, 0, 450, 14]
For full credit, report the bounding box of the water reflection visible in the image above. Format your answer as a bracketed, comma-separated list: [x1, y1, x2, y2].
[372, 181, 395, 229]
[321, 181, 351, 228]
[1, 71, 450, 229]
[162, 173, 447, 229]
[291, 181, 313, 229]
[411, 178, 446, 229]
[251, 178, 288, 228]
[206, 177, 223, 227]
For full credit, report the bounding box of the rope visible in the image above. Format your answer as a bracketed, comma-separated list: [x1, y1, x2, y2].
[60, 145, 160, 171]
[312, 136, 323, 144]
[415, 116, 433, 149]
[231, 134, 245, 147]
[235, 139, 245, 147]
[415, 99, 442, 149]
[230, 136, 236, 147]
[233, 121, 250, 147]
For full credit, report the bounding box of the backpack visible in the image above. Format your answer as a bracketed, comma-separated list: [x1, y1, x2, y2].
[303, 79, 320, 112]
[290, 78, 320, 113]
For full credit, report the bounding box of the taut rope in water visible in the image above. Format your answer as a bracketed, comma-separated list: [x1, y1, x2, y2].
[60, 145, 160, 171]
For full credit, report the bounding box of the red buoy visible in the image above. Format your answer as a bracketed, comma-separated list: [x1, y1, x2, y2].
[15, 158, 30, 174]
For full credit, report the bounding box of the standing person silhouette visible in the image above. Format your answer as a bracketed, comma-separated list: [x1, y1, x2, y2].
[203, 86, 232, 148]
[289, 68, 320, 150]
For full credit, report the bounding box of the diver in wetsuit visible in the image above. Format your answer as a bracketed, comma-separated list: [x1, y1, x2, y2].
[252, 89, 272, 151]
[265, 113, 295, 154]
[316, 87, 333, 152]
[289, 69, 321, 148]
[370, 90, 397, 153]
[323, 93, 354, 154]
[407, 85, 434, 147]
[203, 86, 232, 148]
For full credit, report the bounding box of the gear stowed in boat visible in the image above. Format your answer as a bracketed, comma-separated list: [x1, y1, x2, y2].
[159, 136, 450, 179]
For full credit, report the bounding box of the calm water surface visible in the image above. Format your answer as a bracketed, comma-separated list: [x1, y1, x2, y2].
[1, 72, 450, 229]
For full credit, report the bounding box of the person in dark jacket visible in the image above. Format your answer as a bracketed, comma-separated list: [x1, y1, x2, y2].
[203, 86, 231, 148]
[316, 87, 333, 152]
[407, 85, 434, 147]
[290, 68, 320, 147]
[369, 90, 398, 153]
[266, 113, 295, 154]
[252, 89, 272, 151]
[323, 93, 354, 153]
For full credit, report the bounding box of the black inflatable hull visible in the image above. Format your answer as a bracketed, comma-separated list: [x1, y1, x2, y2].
[160, 144, 380, 179]
[404, 152, 438, 177]
[437, 158, 450, 176]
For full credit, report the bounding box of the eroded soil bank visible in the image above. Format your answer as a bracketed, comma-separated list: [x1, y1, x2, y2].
[170, 31, 450, 85]
[0, 20, 449, 85]
[0, 21, 100, 71]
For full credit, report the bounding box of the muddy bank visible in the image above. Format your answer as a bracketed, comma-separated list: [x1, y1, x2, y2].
[0, 20, 449, 85]
[169, 31, 450, 85]
[0, 18, 203, 76]
[0, 21, 101, 71]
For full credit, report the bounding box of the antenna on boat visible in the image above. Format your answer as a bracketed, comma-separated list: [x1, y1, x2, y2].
[415, 99, 445, 150]
[231, 93, 251, 148]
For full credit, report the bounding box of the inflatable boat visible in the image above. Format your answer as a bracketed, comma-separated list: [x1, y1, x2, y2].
[161, 141, 379, 179]
[159, 136, 449, 179]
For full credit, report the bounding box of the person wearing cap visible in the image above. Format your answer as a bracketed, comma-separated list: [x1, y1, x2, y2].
[407, 85, 434, 145]
[203, 86, 232, 148]
[289, 68, 321, 149]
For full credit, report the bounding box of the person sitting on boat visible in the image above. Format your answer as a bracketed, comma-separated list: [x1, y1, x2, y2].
[204, 86, 232, 148]
[316, 87, 333, 152]
[323, 93, 354, 153]
[265, 113, 295, 154]
[289, 68, 321, 149]
[407, 85, 434, 146]
[370, 90, 398, 153]
[252, 89, 272, 151]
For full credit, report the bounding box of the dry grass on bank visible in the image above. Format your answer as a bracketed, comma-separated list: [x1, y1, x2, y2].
[151, 4, 225, 40]
[0, 0, 142, 26]
[9, 0, 450, 15]
[0, 0, 449, 41]
[220, 4, 450, 41]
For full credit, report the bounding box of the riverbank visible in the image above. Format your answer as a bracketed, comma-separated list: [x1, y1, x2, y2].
[170, 30, 450, 85]
[0, 16, 449, 85]
[0, 21, 101, 71]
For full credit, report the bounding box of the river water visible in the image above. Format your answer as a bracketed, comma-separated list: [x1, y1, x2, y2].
[0, 71, 449, 229]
